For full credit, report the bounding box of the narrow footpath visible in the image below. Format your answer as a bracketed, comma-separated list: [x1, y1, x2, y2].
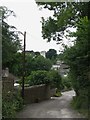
[16, 90, 85, 118]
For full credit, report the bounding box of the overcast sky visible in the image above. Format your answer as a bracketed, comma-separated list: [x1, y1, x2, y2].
[1, 0, 64, 53]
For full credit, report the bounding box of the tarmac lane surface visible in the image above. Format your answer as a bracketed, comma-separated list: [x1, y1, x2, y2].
[16, 90, 86, 118]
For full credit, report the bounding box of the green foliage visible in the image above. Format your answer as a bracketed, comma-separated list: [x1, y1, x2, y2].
[62, 76, 72, 91]
[37, 2, 89, 42]
[25, 55, 52, 76]
[5, 51, 52, 77]
[27, 70, 49, 86]
[71, 89, 88, 117]
[62, 17, 89, 116]
[2, 91, 23, 118]
[63, 16, 89, 91]
[1, 6, 21, 73]
[47, 70, 62, 89]
[26, 70, 62, 89]
[46, 49, 57, 60]
[33, 55, 52, 71]
[37, 2, 90, 116]
[9, 52, 23, 76]
[57, 53, 63, 60]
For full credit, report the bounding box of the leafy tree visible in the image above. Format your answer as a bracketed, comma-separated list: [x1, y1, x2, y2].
[47, 70, 62, 90]
[63, 16, 89, 92]
[26, 70, 62, 90]
[25, 54, 52, 76]
[62, 17, 89, 112]
[37, 1, 89, 92]
[37, 2, 90, 114]
[35, 51, 40, 56]
[10, 51, 52, 77]
[46, 49, 57, 60]
[26, 50, 40, 56]
[27, 70, 49, 86]
[57, 53, 63, 60]
[34, 55, 52, 71]
[1, 6, 21, 72]
[9, 52, 23, 76]
[37, 2, 89, 42]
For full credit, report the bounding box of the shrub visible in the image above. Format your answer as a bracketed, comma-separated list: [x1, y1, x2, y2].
[26, 70, 62, 90]
[47, 70, 62, 90]
[71, 88, 89, 117]
[27, 70, 49, 86]
[2, 91, 23, 118]
[62, 76, 72, 91]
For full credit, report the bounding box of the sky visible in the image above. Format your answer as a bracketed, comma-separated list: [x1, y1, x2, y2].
[1, 0, 63, 54]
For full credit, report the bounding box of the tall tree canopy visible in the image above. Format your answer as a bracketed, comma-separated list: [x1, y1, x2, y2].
[63, 16, 89, 93]
[46, 49, 57, 59]
[37, 2, 89, 43]
[1, 6, 21, 71]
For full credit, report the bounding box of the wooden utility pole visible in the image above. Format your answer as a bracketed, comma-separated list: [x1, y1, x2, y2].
[22, 31, 26, 100]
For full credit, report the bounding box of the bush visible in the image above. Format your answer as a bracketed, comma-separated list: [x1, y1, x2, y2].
[62, 76, 72, 91]
[2, 91, 23, 118]
[26, 70, 62, 90]
[27, 70, 49, 86]
[47, 70, 62, 90]
[71, 89, 89, 117]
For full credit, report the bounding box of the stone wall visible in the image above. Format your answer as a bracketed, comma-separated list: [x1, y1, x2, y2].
[2, 68, 14, 94]
[24, 84, 50, 104]
[16, 84, 51, 104]
[2, 77, 14, 93]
